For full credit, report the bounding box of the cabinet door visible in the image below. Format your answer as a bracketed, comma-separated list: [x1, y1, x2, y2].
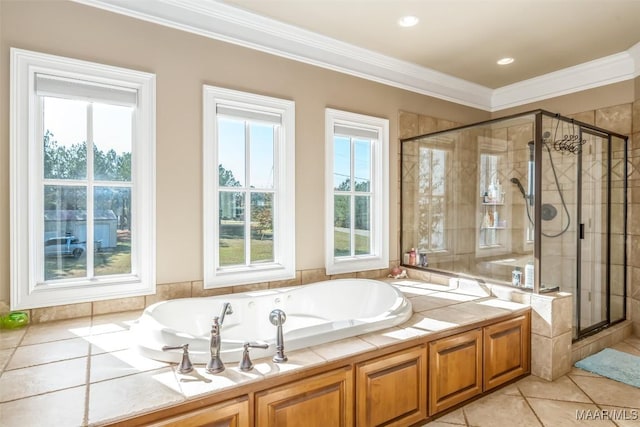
[255, 367, 353, 427]
[147, 397, 249, 427]
[483, 313, 530, 391]
[356, 346, 427, 427]
[428, 329, 482, 415]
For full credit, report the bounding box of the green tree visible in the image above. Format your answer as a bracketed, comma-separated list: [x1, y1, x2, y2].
[43, 130, 132, 229]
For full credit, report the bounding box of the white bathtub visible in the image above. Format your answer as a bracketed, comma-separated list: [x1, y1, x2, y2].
[131, 279, 413, 364]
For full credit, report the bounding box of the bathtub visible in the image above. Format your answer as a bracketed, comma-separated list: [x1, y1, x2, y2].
[131, 279, 413, 364]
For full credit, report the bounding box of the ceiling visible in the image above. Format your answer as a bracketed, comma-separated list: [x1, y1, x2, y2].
[77, 0, 640, 110]
[224, 0, 640, 89]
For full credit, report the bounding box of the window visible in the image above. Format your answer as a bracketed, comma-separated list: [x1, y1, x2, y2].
[10, 48, 155, 309]
[419, 146, 448, 251]
[203, 86, 295, 287]
[325, 109, 388, 275]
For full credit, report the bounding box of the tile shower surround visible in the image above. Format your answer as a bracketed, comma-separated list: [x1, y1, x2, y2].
[400, 98, 640, 337]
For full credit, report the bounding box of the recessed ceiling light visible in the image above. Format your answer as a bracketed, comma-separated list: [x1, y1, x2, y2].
[497, 57, 515, 65]
[398, 16, 419, 27]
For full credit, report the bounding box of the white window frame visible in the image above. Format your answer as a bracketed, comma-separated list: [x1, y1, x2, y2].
[203, 86, 295, 287]
[325, 108, 389, 275]
[10, 48, 156, 309]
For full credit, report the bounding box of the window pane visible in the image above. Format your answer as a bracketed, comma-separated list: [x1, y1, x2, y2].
[334, 136, 351, 190]
[44, 185, 87, 280]
[250, 123, 274, 189]
[432, 150, 446, 196]
[93, 103, 133, 181]
[43, 97, 87, 180]
[354, 195, 371, 255]
[354, 139, 371, 192]
[251, 192, 274, 263]
[94, 187, 132, 276]
[219, 191, 245, 266]
[334, 194, 351, 256]
[218, 118, 245, 187]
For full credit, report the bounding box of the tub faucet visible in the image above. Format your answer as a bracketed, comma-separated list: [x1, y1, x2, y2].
[269, 309, 288, 363]
[206, 303, 233, 374]
[206, 316, 225, 374]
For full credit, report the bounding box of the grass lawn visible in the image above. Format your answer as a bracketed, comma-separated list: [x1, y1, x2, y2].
[219, 238, 274, 266]
[45, 242, 131, 280]
[334, 229, 370, 256]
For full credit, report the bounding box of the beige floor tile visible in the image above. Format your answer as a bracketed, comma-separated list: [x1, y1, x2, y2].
[611, 341, 640, 356]
[493, 382, 521, 396]
[21, 317, 92, 345]
[88, 367, 183, 425]
[5, 337, 89, 369]
[624, 336, 640, 351]
[570, 375, 640, 409]
[90, 349, 170, 383]
[0, 328, 27, 350]
[527, 397, 616, 426]
[463, 393, 542, 427]
[0, 357, 87, 402]
[422, 421, 466, 426]
[517, 375, 591, 403]
[0, 385, 86, 427]
[598, 406, 640, 426]
[436, 408, 466, 424]
[568, 367, 602, 378]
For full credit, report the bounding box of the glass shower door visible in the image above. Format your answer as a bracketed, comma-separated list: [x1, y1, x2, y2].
[578, 130, 609, 336]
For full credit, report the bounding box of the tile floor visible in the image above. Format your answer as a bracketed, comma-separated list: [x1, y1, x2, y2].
[423, 336, 640, 427]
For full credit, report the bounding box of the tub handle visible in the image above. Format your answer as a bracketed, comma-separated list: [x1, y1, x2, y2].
[239, 341, 269, 371]
[162, 344, 194, 374]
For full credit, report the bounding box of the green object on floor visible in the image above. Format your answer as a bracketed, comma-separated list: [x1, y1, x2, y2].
[1, 311, 29, 329]
[575, 348, 640, 388]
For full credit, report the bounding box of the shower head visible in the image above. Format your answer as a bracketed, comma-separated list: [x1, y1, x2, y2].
[528, 141, 534, 162]
[510, 177, 527, 200]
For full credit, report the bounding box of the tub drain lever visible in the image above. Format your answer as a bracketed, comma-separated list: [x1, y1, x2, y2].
[239, 342, 269, 371]
[162, 344, 194, 374]
[269, 309, 288, 363]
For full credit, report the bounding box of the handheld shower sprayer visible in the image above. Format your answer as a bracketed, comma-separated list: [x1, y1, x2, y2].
[510, 177, 527, 200]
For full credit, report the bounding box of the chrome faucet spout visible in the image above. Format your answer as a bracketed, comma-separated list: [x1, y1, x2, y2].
[206, 316, 225, 373]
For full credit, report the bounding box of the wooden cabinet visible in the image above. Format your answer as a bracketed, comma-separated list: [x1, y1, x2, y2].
[147, 397, 249, 427]
[356, 346, 427, 427]
[483, 313, 530, 391]
[428, 329, 482, 415]
[255, 367, 353, 427]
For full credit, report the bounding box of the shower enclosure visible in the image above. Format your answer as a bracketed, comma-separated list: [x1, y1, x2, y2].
[400, 110, 627, 340]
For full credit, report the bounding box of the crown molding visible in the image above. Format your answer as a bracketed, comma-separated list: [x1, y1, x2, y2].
[491, 45, 640, 111]
[74, 0, 638, 112]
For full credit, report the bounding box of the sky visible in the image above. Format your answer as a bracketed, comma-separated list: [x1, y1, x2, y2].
[43, 96, 133, 155]
[218, 117, 274, 189]
[334, 135, 371, 190]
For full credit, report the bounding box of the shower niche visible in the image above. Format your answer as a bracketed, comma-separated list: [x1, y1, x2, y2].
[401, 110, 628, 340]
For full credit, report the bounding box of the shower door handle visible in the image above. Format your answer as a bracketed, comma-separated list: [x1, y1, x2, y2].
[579, 223, 585, 239]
